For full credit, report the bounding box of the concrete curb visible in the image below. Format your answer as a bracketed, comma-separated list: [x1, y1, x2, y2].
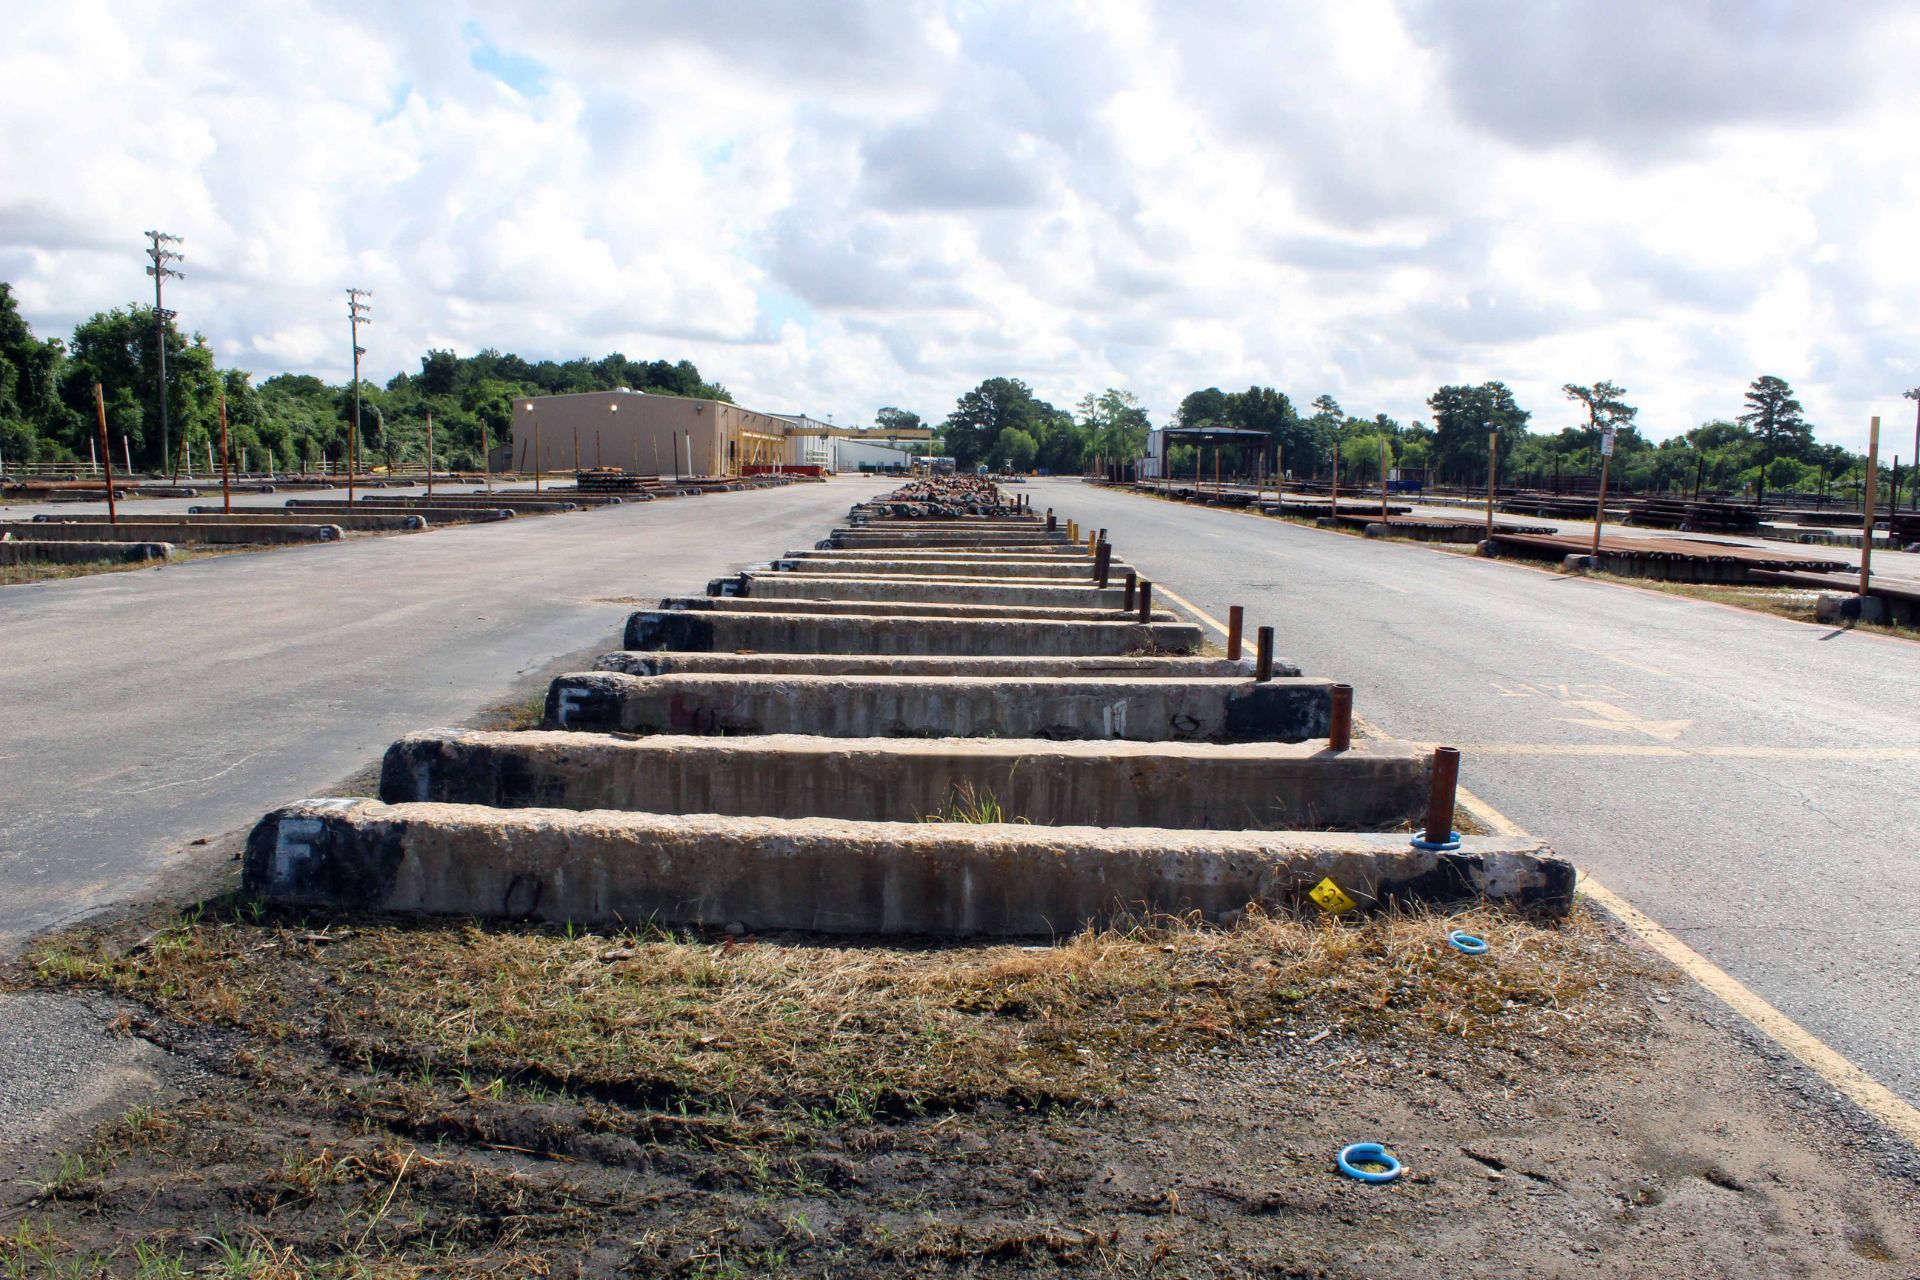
[244, 799, 1575, 934]
[726, 573, 1131, 608]
[381, 729, 1431, 830]
[593, 653, 1290, 679]
[621, 609, 1203, 656]
[659, 596, 1177, 622]
[543, 671, 1334, 741]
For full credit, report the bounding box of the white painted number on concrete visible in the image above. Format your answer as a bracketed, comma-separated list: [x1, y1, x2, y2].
[555, 686, 587, 728]
[272, 817, 324, 885]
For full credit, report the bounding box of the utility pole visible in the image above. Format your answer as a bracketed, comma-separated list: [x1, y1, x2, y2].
[144, 231, 183, 475]
[1904, 388, 1920, 512]
[346, 288, 371, 504]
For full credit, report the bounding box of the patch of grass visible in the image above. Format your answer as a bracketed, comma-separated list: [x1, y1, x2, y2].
[920, 782, 1025, 825]
[27, 905, 1632, 1131]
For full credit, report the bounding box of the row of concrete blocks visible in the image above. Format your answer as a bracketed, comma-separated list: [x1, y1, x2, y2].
[244, 504, 1573, 933]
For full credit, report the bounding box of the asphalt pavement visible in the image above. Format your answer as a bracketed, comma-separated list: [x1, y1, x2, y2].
[0, 475, 891, 951]
[1036, 478, 1920, 1108]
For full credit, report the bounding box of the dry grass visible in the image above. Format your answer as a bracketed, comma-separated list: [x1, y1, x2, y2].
[7, 903, 1654, 1277]
[26, 903, 1632, 1128]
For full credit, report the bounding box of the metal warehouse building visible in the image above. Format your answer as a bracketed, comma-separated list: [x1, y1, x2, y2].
[507, 390, 929, 477]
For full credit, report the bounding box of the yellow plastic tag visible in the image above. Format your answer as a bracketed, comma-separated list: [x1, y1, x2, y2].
[1310, 877, 1357, 915]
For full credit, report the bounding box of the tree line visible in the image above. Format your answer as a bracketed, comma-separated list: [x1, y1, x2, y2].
[1160, 376, 1878, 502]
[0, 282, 731, 473]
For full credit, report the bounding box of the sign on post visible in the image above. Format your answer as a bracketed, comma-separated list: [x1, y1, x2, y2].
[1600, 425, 1617, 458]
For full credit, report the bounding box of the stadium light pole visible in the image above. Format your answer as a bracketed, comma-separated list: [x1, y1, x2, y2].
[144, 231, 184, 473]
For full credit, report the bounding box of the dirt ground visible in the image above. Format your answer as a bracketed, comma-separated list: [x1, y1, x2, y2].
[3, 892, 1917, 1279]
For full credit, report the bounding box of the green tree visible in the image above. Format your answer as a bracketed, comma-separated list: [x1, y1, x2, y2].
[1562, 380, 1638, 465]
[1176, 387, 1229, 429]
[997, 427, 1038, 472]
[942, 377, 1049, 469]
[874, 406, 922, 434]
[0, 283, 77, 463]
[1426, 382, 1529, 485]
[1737, 375, 1811, 505]
[1221, 386, 1306, 471]
[1076, 388, 1150, 468]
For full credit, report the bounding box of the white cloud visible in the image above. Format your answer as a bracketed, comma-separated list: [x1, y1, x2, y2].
[2, 0, 1919, 453]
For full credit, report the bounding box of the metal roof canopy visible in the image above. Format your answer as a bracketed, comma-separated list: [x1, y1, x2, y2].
[1159, 427, 1269, 444]
[1152, 427, 1274, 449]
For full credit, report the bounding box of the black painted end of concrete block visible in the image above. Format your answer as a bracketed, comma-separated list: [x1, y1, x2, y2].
[1220, 681, 1333, 742]
[1375, 851, 1576, 918]
[544, 675, 627, 733]
[623, 610, 718, 651]
[243, 808, 407, 909]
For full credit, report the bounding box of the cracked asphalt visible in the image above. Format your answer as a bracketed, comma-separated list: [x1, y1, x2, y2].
[1037, 478, 1920, 1109]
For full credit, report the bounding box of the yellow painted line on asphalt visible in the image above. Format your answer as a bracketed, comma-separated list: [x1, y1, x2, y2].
[1453, 784, 1920, 1152]
[1139, 557, 1920, 1152]
[1150, 582, 1230, 636]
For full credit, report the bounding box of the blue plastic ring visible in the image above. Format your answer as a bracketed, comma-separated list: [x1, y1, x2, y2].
[1409, 829, 1462, 853]
[1448, 930, 1489, 955]
[1337, 1143, 1403, 1184]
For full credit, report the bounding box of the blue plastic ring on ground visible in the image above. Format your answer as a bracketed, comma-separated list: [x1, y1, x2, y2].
[1337, 1143, 1404, 1184]
[1448, 929, 1490, 955]
[1409, 830, 1462, 853]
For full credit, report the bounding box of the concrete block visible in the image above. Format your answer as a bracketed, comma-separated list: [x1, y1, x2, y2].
[594, 653, 1294, 679]
[545, 672, 1334, 742]
[1815, 593, 1887, 624]
[272, 503, 513, 525]
[383, 729, 1428, 830]
[724, 573, 1130, 609]
[182, 508, 428, 532]
[0, 539, 175, 564]
[767, 557, 1115, 580]
[658, 595, 1176, 622]
[622, 609, 1203, 656]
[786, 546, 1094, 562]
[0, 520, 343, 545]
[244, 799, 1575, 933]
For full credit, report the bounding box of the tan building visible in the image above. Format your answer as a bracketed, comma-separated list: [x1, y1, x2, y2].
[506, 390, 806, 477]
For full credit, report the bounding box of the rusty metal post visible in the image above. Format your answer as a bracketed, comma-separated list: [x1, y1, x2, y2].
[219, 392, 231, 513]
[1136, 578, 1153, 623]
[1254, 627, 1274, 682]
[1329, 683, 1353, 750]
[1424, 747, 1461, 845]
[425, 412, 435, 497]
[93, 383, 116, 525]
[1095, 539, 1112, 587]
[1046, 508, 1056, 531]
[1123, 570, 1136, 610]
[534, 417, 543, 493]
[482, 422, 493, 494]
[1227, 605, 1244, 660]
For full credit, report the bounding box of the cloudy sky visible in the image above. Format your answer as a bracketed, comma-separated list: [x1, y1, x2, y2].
[4, 0, 1919, 452]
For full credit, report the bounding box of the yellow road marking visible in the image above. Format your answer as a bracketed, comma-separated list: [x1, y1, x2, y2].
[1149, 582, 1229, 636]
[1453, 785, 1920, 1151]
[1092, 497, 1920, 1149]
[1554, 698, 1692, 741]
